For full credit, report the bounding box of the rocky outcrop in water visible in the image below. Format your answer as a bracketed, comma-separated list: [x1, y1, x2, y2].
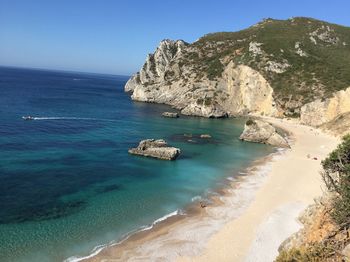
[162, 112, 179, 118]
[239, 119, 290, 148]
[128, 139, 180, 160]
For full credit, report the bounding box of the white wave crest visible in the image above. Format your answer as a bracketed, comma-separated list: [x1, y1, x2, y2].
[64, 209, 183, 262]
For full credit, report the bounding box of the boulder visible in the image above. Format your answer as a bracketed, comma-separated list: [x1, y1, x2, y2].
[162, 112, 179, 118]
[128, 139, 180, 160]
[240, 119, 290, 148]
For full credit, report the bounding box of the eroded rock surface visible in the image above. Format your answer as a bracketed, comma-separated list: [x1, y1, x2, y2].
[301, 87, 350, 126]
[320, 111, 350, 137]
[162, 112, 179, 118]
[126, 39, 277, 118]
[239, 119, 289, 148]
[128, 139, 180, 160]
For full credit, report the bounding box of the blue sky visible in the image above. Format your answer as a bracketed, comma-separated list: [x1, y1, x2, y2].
[0, 0, 349, 75]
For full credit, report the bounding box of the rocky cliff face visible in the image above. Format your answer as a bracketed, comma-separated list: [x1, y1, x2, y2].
[300, 86, 350, 126]
[320, 112, 350, 136]
[126, 40, 277, 118]
[277, 194, 350, 261]
[125, 17, 350, 120]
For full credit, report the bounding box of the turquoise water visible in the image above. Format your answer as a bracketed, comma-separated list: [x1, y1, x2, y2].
[0, 67, 274, 261]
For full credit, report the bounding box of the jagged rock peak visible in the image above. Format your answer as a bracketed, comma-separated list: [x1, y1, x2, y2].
[125, 39, 188, 93]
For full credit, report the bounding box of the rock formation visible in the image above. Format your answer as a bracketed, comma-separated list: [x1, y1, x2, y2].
[239, 119, 290, 148]
[277, 194, 350, 261]
[125, 18, 350, 120]
[300, 87, 350, 126]
[128, 139, 180, 160]
[125, 43, 277, 118]
[320, 112, 350, 137]
[162, 112, 179, 118]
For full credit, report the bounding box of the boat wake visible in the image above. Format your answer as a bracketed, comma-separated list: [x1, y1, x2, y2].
[24, 116, 118, 122]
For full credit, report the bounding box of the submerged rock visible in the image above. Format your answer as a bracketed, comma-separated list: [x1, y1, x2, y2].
[169, 133, 218, 145]
[128, 139, 180, 160]
[240, 119, 290, 148]
[162, 112, 179, 118]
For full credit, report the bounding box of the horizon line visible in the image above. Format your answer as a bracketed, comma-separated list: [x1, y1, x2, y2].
[0, 65, 131, 78]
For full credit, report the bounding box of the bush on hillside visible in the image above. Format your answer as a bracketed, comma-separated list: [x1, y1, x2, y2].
[321, 134, 350, 225]
[246, 119, 255, 126]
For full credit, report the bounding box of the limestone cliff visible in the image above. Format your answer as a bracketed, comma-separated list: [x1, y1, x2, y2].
[125, 17, 350, 119]
[320, 111, 350, 136]
[126, 40, 277, 118]
[300, 86, 350, 126]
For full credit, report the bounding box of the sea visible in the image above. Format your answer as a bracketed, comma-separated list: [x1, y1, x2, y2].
[0, 67, 274, 261]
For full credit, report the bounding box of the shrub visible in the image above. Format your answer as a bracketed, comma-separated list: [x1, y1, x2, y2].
[206, 58, 224, 80]
[204, 97, 212, 105]
[321, 134, 350, 225]
[196, 98, 204, 104]
[276, 243, 336, 262]
[246, 119, 255, 126]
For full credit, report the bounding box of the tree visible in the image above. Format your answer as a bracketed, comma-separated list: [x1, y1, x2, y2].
[321, 134, 350, 225]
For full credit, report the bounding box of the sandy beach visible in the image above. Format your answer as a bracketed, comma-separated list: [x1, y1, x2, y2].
[81, 118, 339, 262]
[179, 118, 339, 262]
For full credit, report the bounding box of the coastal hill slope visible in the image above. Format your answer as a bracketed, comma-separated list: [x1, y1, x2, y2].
[125, 17, 350, 124]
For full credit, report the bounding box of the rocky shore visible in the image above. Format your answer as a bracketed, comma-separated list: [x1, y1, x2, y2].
[240, 118, 290, 148]
[128, 139, 180, 160]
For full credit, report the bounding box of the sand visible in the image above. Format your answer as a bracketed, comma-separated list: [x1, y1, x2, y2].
[78, 118, 339, 262]
[178, 118, 339, 262]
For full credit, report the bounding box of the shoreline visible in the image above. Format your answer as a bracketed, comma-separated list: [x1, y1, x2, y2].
[178, 118, 339, 262]
[69, 138, 285, 261]
[69, 118, 339, 262]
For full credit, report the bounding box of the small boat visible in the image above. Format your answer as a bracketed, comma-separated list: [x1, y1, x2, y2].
[22, 116, 35, 120]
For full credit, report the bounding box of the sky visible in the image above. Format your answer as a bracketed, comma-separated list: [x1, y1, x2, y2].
[0, 0, 349, 75]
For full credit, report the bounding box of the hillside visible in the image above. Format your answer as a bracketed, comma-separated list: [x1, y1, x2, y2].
[125, 17, 350, 121]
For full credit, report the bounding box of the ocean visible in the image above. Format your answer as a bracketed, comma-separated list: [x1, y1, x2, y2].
[0, 67, 274, 261]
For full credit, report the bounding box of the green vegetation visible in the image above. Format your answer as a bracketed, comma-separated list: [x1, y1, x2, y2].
[276, 135, 350, 261]
[276, 244, 336, 262]
[246, 119, 255, 126]
[181, 17, 350, 108]
[321, 134, 350, 225]
[206, 58, 224, 80]
[204, 97, 213, 105]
